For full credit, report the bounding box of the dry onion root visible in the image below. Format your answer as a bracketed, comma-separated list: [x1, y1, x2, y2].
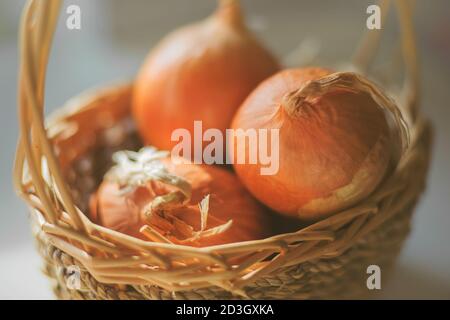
[89, 147, 270, 246]
[132, 0, 279, 158]
[230, 67, 409, 220]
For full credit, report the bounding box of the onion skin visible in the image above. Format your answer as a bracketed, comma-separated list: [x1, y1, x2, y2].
[230, 67, 394, 220]
[89, 158, 270, 246]
[133, 0, 279, 154]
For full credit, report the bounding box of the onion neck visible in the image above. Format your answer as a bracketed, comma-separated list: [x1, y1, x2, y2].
[216, 0, 244, 28]
[281, 88, 312, 119]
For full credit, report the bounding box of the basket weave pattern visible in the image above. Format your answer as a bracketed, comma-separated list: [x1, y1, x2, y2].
[15, 0, 431, 299]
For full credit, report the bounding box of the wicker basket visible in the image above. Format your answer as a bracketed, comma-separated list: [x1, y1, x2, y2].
[15, 0, 432, 299]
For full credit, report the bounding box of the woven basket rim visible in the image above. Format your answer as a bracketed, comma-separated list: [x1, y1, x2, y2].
[41, 82, 419, 253]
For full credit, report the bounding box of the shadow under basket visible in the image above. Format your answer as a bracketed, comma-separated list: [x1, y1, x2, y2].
[26, 84, 431, 300]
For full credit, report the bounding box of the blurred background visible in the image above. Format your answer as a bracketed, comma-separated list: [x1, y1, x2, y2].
[1, 0, 449, 299]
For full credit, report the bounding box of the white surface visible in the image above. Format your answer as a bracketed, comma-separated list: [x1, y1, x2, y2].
[0, 244, 53, 300]
[1, 0, 450, 299]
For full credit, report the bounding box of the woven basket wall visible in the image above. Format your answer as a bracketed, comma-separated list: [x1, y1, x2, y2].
[15, 0, 432, 299]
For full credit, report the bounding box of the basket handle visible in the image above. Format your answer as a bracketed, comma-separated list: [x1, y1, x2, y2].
[14, 0, 87, 231]
[395, 0, 419, 122]
[353, 0, 419, 122]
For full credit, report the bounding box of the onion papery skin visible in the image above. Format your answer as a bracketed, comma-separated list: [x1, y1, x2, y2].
[89, 158, 270, 246]
[230, 67, 406, 220]
[132, 0, 279, 156]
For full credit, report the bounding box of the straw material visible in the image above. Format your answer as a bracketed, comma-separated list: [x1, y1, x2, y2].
[15, 0, 432, 299]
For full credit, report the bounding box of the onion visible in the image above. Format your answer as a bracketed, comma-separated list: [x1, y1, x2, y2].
[132, 0, 279, 156]
[89, 148, 270, 246]
[230, 67, 408, 220]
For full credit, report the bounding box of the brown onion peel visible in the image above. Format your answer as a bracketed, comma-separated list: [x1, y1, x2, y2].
[231, 68, 410, 219]
[283, 71, 410, 165]
[95, 147, 248, 246]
